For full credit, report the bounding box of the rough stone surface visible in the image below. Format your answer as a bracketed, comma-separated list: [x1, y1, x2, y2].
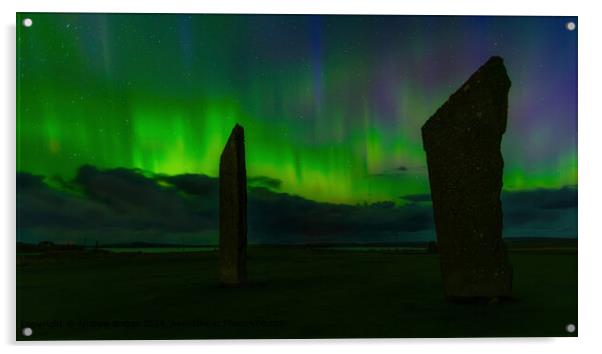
[421, 56, 513, 299]
[219, 124, 247, 285]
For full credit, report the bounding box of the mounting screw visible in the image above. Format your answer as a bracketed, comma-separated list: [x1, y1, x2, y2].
[566, 21, 576, 31]
[565, 323, 576, 333]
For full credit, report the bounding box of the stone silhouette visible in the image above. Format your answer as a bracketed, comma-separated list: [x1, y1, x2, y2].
[421, 56, 513, 299]
[219, 124, 247, 285]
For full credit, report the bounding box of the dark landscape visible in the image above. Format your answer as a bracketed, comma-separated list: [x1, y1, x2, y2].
[17, 238, 577, 340]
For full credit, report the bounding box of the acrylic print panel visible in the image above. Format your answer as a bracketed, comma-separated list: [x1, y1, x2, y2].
[16, 13, 578, 340]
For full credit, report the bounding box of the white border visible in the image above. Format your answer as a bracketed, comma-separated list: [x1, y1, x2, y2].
[2, 0, 600, 353]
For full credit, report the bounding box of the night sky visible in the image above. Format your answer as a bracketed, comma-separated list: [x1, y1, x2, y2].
[16, 14, 578, 244]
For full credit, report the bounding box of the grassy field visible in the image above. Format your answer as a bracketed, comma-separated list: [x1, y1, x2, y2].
[16, 246, 577, 340]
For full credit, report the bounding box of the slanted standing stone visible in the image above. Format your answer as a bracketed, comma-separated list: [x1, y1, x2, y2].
[421, 56, 513, 299]
[219, 124, 247, 285]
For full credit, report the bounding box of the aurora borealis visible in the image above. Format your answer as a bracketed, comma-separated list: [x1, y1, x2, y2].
[16, 14, 578, 244]
[17, 13, 577, 203]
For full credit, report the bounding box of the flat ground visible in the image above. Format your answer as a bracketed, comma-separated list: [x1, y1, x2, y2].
[16, 247, 577, 340]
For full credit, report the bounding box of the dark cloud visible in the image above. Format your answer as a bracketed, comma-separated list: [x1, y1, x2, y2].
[17, 172, 114, 230]
[17, 166, 216, 244]
[16, 166, 577, 244]
[401, 187, 577, 237]
[400, 193, 432, 203]
[72, 165, 214, 232]
[501, 186, 577, 237]
[157, 173, 218, 198]
[502, 186, 577, 210]
[17, 166, 434, 244]
[17, 173, 45, 189]
[367, 165, 428, 179]
[248, 176, 282, 191]
[248, 187, 433, 243]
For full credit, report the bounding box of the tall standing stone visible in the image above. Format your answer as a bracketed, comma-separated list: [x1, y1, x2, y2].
[421, 56, 513, 299]
[219, 124, 247, 285]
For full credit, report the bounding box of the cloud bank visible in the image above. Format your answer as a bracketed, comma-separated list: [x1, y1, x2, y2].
[17, 166, 576, 245]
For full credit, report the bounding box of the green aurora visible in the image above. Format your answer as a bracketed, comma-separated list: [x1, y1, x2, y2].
[17, 14, 577, 205]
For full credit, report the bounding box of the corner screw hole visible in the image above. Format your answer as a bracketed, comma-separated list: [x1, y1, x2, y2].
[566, 21, 576, 31]
[566, 323, 576, 333]
[22, 327, 33, 337]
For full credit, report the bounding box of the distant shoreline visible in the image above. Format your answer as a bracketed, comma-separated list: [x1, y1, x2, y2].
[16, 237, 577, 255]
